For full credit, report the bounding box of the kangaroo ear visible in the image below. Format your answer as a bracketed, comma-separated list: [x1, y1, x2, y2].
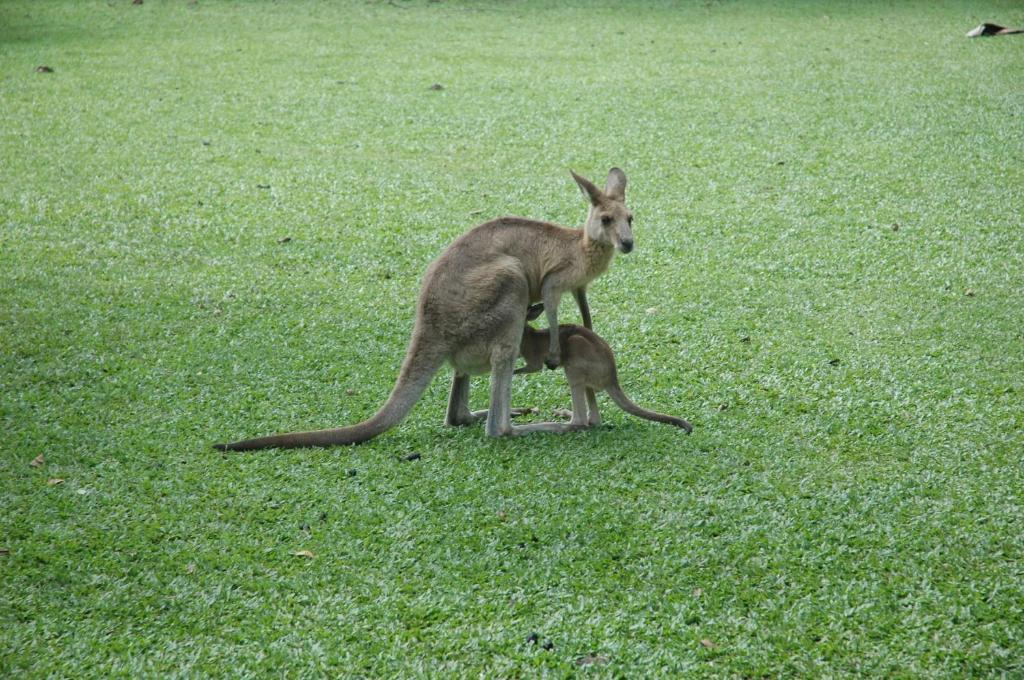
[604, 167, 627, 201]
[570, 169, 603, 206]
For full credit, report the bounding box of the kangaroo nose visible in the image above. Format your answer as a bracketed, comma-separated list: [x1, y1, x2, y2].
[619, 239, 634, 254]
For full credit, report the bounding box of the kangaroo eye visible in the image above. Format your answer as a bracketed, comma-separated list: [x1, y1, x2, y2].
[601, 215, 612, 226]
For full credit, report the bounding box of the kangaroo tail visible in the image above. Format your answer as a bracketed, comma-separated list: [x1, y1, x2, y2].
[214, 333, 447, 451]
[605, 383, 692, 433]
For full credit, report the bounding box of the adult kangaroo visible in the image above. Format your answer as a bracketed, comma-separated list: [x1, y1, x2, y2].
[215, 168, 634, 450]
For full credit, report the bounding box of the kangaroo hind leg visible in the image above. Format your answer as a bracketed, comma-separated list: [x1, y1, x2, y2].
[585, 387, 601, 426]
[568, 378, 592, 428]
[485, 349, 518, 437]
[445, 373, 477, 426]
[512, 377, 588, 435]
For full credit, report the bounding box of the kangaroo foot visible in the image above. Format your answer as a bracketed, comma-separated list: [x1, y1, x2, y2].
[511, 421, 587, 435]
[469, 407, 537, 422]
[446, 412, 483, 427]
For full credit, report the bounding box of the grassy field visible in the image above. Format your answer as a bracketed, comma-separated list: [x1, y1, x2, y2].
[2, 0, 1022, 675]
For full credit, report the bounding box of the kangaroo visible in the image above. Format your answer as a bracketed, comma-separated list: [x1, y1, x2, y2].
[214, 168, 634, 450]
[513, 321, 692, 434]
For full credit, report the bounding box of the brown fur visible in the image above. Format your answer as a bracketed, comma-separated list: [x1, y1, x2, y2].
[214, 168, 634, 450]
[515, 324, 692, 433]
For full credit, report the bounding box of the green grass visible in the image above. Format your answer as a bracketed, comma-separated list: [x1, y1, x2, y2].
[2, 0, 1023, 675]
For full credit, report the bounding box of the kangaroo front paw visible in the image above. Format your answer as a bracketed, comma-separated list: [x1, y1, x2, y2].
[544, 354, 561, 370]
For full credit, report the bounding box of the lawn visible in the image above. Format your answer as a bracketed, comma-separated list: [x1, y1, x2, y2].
[2, 0, 1022, 675]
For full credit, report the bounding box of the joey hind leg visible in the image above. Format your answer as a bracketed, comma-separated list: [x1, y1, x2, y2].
[567, 380, 592, 427]
[549, 380, 589, 426]
[551, 388, 598, 424]
[514, 380, 590, 435]
[571, 290, 600, 425]
[511, 388, 587, 435]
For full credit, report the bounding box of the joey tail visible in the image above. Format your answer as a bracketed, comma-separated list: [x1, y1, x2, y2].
[605, 383, 693, 433]
[214, 335, 447, 451]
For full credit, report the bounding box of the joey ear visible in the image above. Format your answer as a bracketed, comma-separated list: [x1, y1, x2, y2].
[604, 167, 627, 201]
[570, 169, 603, 206]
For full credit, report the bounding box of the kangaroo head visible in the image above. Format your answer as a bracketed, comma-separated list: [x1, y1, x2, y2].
[571, 167, 633, 254]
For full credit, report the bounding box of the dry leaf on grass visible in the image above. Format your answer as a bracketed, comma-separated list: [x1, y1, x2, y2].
[47, 478, 65, 486]
[701, 638, 717, 649]
[292, 550, 315, 559]
[966, 23, 1023, 37]
[30, 454, 45, 468]
[576, 654, 610, 666]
